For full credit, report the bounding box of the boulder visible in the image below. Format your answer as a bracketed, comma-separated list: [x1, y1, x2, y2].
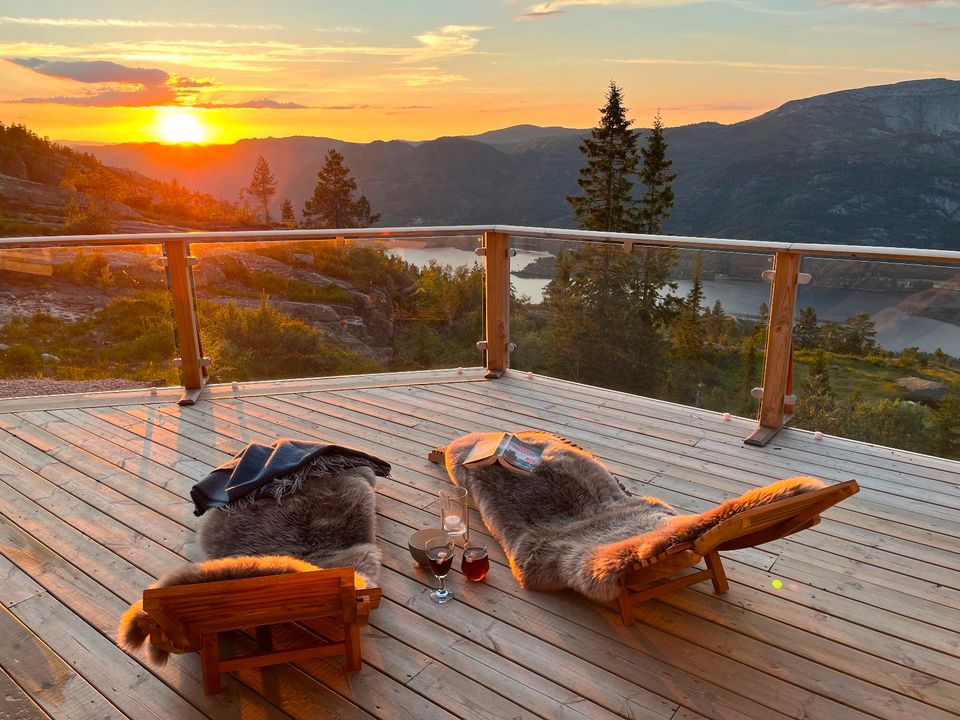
[895, 376, 948, 404]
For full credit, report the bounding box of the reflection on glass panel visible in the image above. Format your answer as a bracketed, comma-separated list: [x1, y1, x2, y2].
[507, 238, 773, 417]
[792, 256, 960, 459]
[189, 235, 484, 383]
[0, 244, 170, 397]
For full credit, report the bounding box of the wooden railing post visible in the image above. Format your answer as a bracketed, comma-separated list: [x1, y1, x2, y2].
[745, 251, 801, 447]
[482, 231, 511, 378]
[163, 239, 207, 405]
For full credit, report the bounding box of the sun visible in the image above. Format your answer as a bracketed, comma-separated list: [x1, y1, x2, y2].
[155, 107, 208, 144]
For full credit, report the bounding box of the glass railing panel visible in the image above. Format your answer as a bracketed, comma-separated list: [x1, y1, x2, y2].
[793, 255, 960, 459]
[0, 243, 172, 398]
[508, 237, 774, 417]
[189, 234, 484, 383]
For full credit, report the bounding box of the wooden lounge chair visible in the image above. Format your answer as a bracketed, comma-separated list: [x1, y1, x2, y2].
[617, 479, 859, 624]
[443, 430, 861, 625]
[137, 567, 381, 694]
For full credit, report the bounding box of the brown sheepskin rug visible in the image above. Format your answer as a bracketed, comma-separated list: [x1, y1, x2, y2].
[445, 430, 825, 603]
[198, 464, 382, 584]
[118, 464, 381, 666]
[117, 554, 322, 666]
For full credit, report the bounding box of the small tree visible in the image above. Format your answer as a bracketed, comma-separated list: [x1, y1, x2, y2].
[280, 198, 296, 228]
[567, 81, 640, 232]
[930, 394, 960, 459]
[794, 306, 820, 350]
[302, 149, 380, 229]
[637, 111, 677, 234]
[246, 155, 277, 225]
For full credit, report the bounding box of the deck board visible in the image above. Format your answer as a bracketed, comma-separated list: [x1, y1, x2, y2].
[1, 368, 958, 720]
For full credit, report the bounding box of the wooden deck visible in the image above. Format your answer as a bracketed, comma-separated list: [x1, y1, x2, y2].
[1, 368, 958, 720]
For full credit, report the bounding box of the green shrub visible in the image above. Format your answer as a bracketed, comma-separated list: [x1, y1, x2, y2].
[3, 343, 40, 372]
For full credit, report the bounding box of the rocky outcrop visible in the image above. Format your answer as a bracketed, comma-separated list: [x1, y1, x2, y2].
[895, 376, 948, 405]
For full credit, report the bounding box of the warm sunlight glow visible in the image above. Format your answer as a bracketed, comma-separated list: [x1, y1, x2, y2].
[155, 108, 208, 144]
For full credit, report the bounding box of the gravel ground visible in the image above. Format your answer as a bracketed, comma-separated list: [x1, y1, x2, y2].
[0, 378, 150, 399]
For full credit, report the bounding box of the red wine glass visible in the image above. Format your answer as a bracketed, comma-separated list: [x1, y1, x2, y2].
[425, 536, 455, 603]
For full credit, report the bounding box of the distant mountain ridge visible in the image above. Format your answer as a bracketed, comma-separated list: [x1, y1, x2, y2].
[85, 79, 960, 249]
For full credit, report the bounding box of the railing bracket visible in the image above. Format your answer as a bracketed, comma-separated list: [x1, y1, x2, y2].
[797, 273, 811, 285]
[475, 341, 488, 351]
[751, 387, 763, 399]
[508, 343, 516, 352]
[474, 248, 486, 256]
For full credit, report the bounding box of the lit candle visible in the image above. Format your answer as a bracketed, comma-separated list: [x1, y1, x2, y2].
[443, 514, 462, 532]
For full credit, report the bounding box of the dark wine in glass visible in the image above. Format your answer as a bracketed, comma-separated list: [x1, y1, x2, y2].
[461, 545, 489, 581]
[425, 536, 455, 603]
[427, 546, 454, 576]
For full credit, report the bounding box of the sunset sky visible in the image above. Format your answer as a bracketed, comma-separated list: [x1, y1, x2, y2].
[1, 1, 956, 144]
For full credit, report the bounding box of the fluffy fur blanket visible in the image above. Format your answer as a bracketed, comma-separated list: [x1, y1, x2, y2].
[118, 464, 382, 666]
[445, 430, 825, 602]
[199, 464, 382, 584]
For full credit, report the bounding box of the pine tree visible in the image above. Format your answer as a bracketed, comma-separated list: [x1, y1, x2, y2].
[664, 253, 707, 403]
[638, 111, 677, 234]
[280, 198, 296, 228]
[543, 245, 666, 394]
[931, 394, 960, 459]
[302, 149, 381, 229]
[566, 81, 640, 232]
[794, 306, 820, 350]
[246, 155, 277, 225]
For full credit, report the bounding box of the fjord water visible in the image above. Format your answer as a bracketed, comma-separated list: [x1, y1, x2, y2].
[389, 246, 960, 356]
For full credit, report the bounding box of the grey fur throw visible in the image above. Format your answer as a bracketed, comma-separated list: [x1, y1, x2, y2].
[445, 430, 825, 603]
[199, 464, 382, 584]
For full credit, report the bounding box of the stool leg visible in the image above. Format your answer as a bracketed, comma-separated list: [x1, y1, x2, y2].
[704, 551, 729, 594]
[344, 622, 362, 672]
[200, 633, 223, 695]
[617, 587, 636, 626]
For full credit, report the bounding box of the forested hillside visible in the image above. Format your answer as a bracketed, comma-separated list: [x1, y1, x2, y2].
[86, 79, 960, 248]
[0, 123, 246, 235]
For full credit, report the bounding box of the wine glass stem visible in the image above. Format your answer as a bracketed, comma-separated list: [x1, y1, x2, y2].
[437, 575, 446, 594]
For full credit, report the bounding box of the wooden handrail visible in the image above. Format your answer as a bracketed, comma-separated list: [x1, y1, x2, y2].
[745, 251, 801, 446]
[162, 240, 207, 405]
[483, 231, 511, 378]
[4, 225, 958, 438]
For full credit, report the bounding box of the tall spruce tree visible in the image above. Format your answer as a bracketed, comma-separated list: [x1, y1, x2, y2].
[638, 111, 677, 234]
[280, 198, 296, 228]
[567, 82, 640, 232]
[302, 149, 381, 229]
[246, 155, 277, 225]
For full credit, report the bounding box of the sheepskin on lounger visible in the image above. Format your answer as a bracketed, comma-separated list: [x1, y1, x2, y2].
[445, 430, 825, 603]
[198, 464, 382, 584]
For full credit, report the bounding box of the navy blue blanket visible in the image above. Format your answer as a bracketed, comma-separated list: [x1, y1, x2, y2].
[190, 438, 391, 516]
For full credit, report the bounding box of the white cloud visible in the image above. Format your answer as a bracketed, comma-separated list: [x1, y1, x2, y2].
[0, 16, 282, 30]
[519, 0, 702, 19]
[612, 56, 958, 75]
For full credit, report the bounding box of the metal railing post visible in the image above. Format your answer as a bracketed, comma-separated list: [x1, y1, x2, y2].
[482, 230, 511, 378]
[745, 251, 801, 446]
[163, 239, 208, 405]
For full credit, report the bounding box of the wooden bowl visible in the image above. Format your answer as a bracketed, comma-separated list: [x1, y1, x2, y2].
[408, 528, 447, 568]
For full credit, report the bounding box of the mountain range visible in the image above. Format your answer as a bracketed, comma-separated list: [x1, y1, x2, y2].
[85, 79, 960, 249]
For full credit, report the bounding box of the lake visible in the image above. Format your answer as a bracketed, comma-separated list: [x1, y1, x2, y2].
[387, 246, 960, 356]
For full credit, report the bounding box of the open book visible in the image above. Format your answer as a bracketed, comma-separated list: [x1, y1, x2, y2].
[462, 432, 543, 475]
